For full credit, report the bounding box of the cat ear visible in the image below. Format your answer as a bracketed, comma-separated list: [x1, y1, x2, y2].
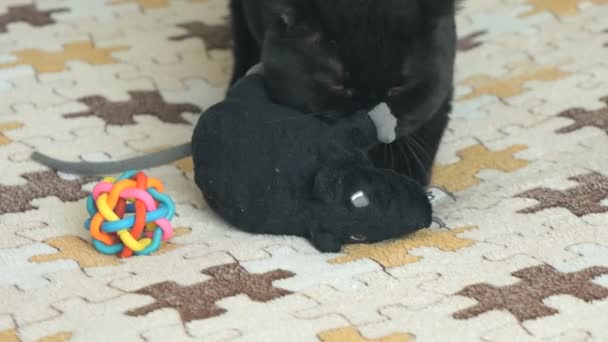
[418, 0, 461, 19]
[280, 13, 295, 28]
[265, 0, 297, 29]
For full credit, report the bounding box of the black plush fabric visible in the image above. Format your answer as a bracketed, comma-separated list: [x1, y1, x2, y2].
[191, 74, 431, 252]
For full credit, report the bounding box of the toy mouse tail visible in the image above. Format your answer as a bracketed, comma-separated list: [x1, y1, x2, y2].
[30, 143, 192, 176]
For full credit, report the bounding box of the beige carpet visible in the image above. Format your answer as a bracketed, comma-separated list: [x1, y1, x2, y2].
[1, 0, 607, 341]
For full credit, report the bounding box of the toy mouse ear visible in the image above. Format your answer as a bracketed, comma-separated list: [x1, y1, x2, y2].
[312, 167, 343, 204]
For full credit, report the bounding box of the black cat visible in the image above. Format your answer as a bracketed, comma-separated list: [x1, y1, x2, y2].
[229, 0, 460, 186]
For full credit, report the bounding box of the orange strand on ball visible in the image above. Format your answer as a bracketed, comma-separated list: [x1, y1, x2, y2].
[119, 172, 148, 258]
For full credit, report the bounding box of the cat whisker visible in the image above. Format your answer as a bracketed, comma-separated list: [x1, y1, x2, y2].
[403, 137, 425, 177]
[408, 135, 433, 163]
[390, 144, 395, 170]
[384, 144, 388, 167]
[396, 141, 412, 176]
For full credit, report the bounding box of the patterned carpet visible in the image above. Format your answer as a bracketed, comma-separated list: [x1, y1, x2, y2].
[1, 0, 607, 341]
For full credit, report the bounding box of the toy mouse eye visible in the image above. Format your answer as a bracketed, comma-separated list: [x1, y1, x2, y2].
[349, 234, 368, 242]
[350, 190, 370, 208]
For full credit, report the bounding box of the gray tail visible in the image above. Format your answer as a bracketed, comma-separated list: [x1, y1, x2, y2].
[30, 143, 192, 176]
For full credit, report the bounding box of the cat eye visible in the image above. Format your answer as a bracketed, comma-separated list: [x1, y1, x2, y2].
[330, 85, 357, 98]
[387, 80, 420, 97]
[387, 86, 407, 97]
[349, 234, 368, 242]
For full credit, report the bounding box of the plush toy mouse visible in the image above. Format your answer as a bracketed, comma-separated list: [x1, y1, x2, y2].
[30, 65, 433, 253]
[191, 66, 432, 252]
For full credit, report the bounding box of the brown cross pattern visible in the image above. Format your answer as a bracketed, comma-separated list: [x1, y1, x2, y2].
[0, 171, 93, 215]
[170, 21, 233, 51]
[457, 30, 487, 51]
[516, 172, 608, 217]
[0, 4, 67, 33]
[126, 263, 295, 322]
[453, 264, 608, 322]
[556, 96, 608, 135]
[63, 90, 201, 125]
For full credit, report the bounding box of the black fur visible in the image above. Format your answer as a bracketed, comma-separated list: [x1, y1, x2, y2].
[229, 0, 460, 185]
[192, 73, 432, 253]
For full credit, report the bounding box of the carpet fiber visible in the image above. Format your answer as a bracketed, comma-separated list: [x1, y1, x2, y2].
[1, 0, 607, 341]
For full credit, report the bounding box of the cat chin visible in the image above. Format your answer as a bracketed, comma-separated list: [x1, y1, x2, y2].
[396, 120, 425, 137]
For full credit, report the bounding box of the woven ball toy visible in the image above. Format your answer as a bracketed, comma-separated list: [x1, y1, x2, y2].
[84, 170, 175, 258]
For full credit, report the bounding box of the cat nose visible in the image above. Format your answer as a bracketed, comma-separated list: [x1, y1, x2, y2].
[360, 92, 383, 110]
[367, 92, 381, 102]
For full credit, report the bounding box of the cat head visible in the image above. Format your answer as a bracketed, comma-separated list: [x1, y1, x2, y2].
[259, 0, 459, 134]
